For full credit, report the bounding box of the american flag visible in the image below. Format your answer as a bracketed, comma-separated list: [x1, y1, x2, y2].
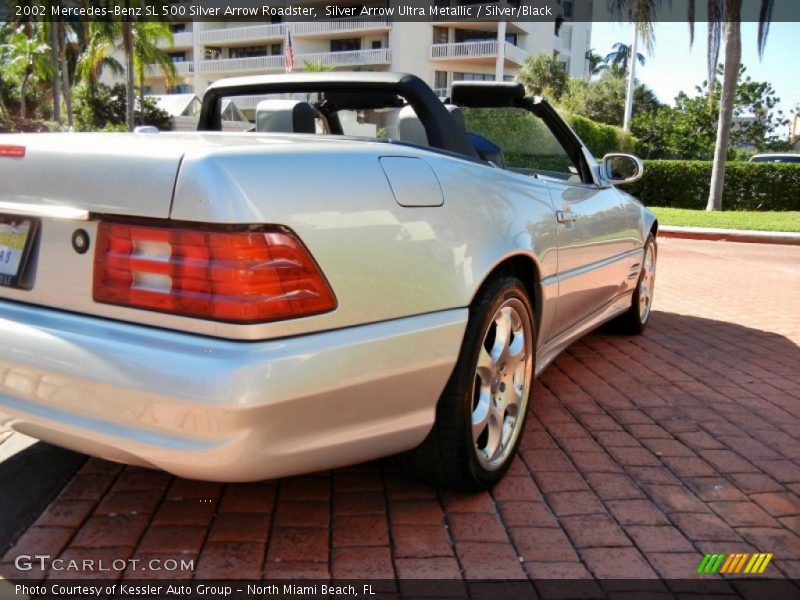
[284, 30, 295, 73]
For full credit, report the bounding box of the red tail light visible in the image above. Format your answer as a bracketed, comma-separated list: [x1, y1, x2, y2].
[93, 222, 336, 323]
[0, 145, 25, 158]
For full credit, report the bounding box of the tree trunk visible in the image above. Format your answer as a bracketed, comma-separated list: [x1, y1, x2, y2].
[138, 69, 145, 126]
[706, 5, 742, 211]
[20, 72, 29, 120]
[49, 21, 61, 124]
[58, 25, 73, 128]
[123, 20, 135, 131]
[622, 27, 638, 132]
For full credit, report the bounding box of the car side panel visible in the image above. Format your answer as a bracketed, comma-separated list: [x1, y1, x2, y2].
[169, 145, 559, 343]
[546, 181, 637, 337]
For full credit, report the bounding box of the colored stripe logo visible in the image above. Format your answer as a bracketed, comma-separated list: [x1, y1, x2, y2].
[697, 552, 773, 574]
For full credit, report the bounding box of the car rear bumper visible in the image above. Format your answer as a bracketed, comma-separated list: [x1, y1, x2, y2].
[0, 301, 467, 481]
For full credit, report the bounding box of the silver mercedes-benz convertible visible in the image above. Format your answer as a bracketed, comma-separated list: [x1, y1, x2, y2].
[0, 72, 656, 489]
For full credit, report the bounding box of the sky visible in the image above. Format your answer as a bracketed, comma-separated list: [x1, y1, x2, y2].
[590, 21, 800, 125]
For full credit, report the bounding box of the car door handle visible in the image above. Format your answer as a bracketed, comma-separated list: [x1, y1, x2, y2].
[556, 210, 579, 223]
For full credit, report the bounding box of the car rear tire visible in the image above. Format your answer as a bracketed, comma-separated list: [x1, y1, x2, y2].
[611, 234, 657, 335]
[397, 276, 535, 491]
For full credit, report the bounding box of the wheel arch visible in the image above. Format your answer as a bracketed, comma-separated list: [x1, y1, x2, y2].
[469, 252, 543, 343]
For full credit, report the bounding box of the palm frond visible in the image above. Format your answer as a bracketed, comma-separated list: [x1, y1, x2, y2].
[757, 0, 774, 58]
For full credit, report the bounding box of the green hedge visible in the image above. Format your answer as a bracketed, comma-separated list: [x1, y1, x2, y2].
[462, 107, 635, 159]
[627, 161, 800, 211]
[504, 153, 574, 173]
[564, 113, 637, 157]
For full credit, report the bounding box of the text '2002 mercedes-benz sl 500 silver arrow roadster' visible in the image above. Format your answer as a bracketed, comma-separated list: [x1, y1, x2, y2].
[0, 73, 656, 490]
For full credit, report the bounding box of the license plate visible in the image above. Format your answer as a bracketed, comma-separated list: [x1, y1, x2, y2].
[0, 214, 39, 288]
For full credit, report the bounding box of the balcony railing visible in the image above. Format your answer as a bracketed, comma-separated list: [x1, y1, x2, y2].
[197, 23, 285, 45]
[291, 18, 390, 36]
[297, 48, 391, 67]
[198, 55, 285, 74]
[229, 93, 310, 110]
[147, 61, 194, 76]
[429, 40, 529, 65]
[197, 49, 392, 75]
[159, 31, 193, 48]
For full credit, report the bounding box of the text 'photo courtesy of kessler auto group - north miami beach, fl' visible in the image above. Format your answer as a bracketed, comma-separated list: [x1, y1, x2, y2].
[1, 0, 800, 598]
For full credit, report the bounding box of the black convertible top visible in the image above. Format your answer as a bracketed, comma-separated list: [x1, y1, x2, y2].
[198, 72, 479, 159]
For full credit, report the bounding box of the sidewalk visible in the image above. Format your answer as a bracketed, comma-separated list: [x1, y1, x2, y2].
[660, 225, 800, 245]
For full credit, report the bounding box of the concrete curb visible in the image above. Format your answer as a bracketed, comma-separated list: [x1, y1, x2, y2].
[659, 225, 800, 246]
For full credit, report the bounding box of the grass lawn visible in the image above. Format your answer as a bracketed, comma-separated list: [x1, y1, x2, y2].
[650, 207, 800, 233]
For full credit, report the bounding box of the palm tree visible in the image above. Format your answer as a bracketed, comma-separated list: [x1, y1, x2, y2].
[609, 0, 774, 211]
[603, 42, 646, 76]
[689, 0, 773, 211]
[122, 19, 135, 131]
[0, 25, 52, 120]
[57, 21, 81, 128]
[585, 49, 607, 76]
[76, 21, 122, 99]
[132, 21, 176, 125]
[46, 20, 61, 124]
[82, 9, 173, 131]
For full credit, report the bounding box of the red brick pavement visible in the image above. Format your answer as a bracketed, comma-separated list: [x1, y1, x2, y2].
[2, 238, 800, 584]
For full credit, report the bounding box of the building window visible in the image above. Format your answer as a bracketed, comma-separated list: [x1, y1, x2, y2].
[563, 1, 573, 18]
[229, 45, 269, 59]
[454, 29, 494, 43]
[142, 86, 152, 95]
[434, 71, 448, 89]
[170, 52, 186, 63]
[371, 40, 382, 49]
[171, 24, 186, 34]
[433, 27, 448, 44]
[330, 38, 361, 52]
[205, 47, 222, 60]
[270, 43, 281, 55]
[169, 84, 191, 94]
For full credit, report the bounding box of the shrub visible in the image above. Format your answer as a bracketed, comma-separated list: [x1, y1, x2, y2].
[74, 83, 172, 132]
[462, 107, 636, 161]
[565, 113, 637, 157]
[0, 115, 57, 133]
[627, 160, 800, 211]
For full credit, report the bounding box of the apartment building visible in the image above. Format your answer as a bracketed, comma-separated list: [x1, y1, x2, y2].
[133, 1, 592, 115]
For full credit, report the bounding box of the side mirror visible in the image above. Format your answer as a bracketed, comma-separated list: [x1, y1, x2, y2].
[601, 153, 644, 185]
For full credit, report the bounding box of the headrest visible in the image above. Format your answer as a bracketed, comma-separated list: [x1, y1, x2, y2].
[444, 104, 466, 131]
[397, 105, 428, 146]
[256, 99, 316, 134]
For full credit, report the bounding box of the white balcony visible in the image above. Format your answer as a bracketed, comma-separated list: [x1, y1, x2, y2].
[291, 18, 390, 37]
[159, 31, 193, 49]
[198, 24, 285, 46]
[147, 61, 194, 77]
[229, 93, 310, 110]
[197, 49, 391, 75]
[198, 55, 285, 74]
[297, 48, 391, 68]
[429, 40, 529, 65]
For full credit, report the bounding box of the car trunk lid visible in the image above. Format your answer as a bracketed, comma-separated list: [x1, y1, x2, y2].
[0, 133, 188, 219]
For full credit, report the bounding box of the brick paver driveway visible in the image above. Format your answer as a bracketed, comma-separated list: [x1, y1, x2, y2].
[2, 238, 799, 586]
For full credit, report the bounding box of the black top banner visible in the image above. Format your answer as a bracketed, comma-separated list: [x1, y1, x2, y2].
[2, 0, 800, 23]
